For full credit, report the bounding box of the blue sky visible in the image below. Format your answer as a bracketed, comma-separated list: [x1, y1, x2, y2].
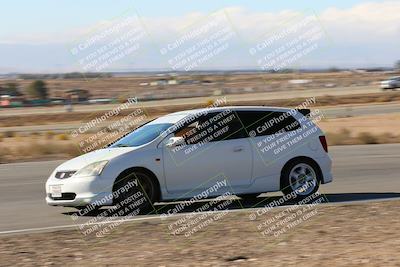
[0, 0, 389, 37]
[0, 0, 399, 73]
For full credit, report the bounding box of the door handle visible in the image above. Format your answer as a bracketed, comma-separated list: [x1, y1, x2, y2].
[233, 146, 244, 152]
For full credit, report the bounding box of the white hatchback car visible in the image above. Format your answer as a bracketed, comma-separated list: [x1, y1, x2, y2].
[46, 106, 332, 210]
[381, 76, 400, 90]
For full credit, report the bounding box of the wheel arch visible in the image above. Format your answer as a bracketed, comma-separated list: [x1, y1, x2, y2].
[280, 156, 323, 190]
[112, 166, 162, 202]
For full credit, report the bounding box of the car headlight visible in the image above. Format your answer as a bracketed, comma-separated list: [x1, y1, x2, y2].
[74, 160, 109, 177]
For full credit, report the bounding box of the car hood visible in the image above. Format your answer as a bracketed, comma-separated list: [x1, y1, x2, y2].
[55, 147, 137, 171]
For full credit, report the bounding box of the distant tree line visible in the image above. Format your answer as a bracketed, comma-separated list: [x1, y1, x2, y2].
[26, 80, 48, 99]
[0, 80, 92, 102]
[0, 83, 22, 96]
[0, 80, 48, 100]
[18, 72, 113, 80]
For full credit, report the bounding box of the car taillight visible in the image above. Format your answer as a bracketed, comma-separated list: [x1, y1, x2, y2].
[319, 136, 328, 153]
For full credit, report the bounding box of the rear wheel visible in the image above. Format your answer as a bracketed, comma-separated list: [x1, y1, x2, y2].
[113, 171, 157, 214]
[281, 159, 320, 199]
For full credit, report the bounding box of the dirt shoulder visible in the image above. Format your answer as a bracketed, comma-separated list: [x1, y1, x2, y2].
[1, 199, 399, 266]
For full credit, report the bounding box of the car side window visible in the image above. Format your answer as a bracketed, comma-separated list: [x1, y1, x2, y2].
[174, 111, 247, 144]
[237, 111, 300, 137]
[206, 111, 247, 142]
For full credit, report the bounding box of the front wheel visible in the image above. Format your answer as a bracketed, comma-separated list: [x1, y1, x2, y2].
[113, 171, 157, 214]
[281, 160, 321, 199]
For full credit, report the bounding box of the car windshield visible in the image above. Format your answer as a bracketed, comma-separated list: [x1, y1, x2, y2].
[110, 123, 173, 147]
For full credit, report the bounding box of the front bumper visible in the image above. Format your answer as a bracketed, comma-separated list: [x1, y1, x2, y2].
[45, 175, 113, 207]
[381, 83, 394, 89]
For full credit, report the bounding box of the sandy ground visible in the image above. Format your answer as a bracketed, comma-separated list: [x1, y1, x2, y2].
[1, 199, 399, 266]
[319, 113, 400, 135]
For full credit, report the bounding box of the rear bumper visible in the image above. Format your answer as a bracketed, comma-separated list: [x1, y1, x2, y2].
[321, 170, 333, 184]
[315, 154, 333, 184]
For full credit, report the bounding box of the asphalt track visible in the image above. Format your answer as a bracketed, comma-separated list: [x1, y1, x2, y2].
[0, 144, 399, 234]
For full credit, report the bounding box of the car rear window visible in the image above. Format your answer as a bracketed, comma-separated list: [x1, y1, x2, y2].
[237, 111, 300, 137]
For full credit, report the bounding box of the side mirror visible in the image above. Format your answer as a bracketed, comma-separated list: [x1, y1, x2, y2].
[165, 136, 185, 147]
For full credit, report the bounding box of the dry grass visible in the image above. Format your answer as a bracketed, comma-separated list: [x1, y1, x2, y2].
[325, 129, 352, 145]
[326, 129, 400, 146]
[44, 131, 56, 139]
[319, 113, 400, 136]
[0, 141, 80, 163]
[357, 132, 379, 144]
[2, 131, 16, 138]
[56, 133, 69, 140]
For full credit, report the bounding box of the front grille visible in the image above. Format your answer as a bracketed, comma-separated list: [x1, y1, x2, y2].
[48, 193, 76, 200]
[55, 171, 76, 179]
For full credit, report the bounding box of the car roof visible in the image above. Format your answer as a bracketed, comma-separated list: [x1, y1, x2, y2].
[150, 106, 298, 124]
[169, 106, 294, 116]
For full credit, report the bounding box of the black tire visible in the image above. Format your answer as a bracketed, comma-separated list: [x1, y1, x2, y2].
[281, 158, 321, 200]
[113, 171, 157, 214]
